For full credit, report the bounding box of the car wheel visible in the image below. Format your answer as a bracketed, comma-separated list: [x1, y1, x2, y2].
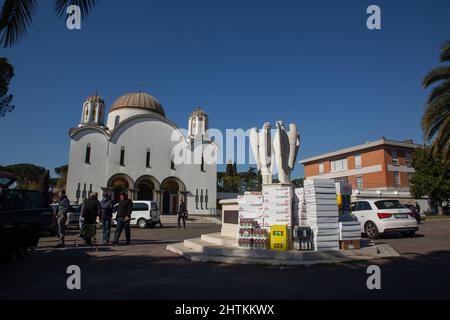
[137, 218, 147, 229]
[365, 221, 380, 239]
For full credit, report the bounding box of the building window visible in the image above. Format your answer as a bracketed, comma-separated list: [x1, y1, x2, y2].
[120, 147, 125, 166]
[394, 171, 401, 187]
[355, 153, 362, 169]
[406, 151, 412, 167]
[146, 149, 151, 168]
[201, 155, 205, 172]
[319, 162, 324, 175]
[330, 158, 348, 172]
[391, 150, 399, 166]
[114, 115, 120, 128]
[85, 144, 91, 164]
[356, 176, 363, 190]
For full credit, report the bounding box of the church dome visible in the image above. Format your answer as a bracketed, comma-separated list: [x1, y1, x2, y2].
[109, 92, 165, 117]
[190, 107, 207, 118]
[86, 94, 105, 104]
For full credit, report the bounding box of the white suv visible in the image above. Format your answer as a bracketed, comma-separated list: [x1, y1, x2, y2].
[112, 201, 162, 229]
[351, 199, 419, 239]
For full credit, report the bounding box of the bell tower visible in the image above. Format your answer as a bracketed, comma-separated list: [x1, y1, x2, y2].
[79, 93, 105, 127]
[188, 107, 208, 139]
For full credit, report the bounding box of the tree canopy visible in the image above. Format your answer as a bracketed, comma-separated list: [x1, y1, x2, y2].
[410, 147, 450, 214]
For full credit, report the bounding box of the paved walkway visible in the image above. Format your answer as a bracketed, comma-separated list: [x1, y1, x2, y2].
[1, 221, 449, 299]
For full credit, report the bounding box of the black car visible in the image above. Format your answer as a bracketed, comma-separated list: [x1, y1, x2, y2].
[0, 173, 54, 260]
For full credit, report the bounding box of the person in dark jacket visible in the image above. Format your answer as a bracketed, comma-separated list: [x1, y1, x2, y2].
[81, 193, 100, 245]
[112, 192, 133, 245]
[55, 190, 71, 248]
[178, 199, 187, 229]
[100, 193, 114, 244]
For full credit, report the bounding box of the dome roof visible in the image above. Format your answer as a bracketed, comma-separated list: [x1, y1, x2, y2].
[85, 94, 105, 104]
[190, 107, 207, 118]
[109, 92, 165, 117]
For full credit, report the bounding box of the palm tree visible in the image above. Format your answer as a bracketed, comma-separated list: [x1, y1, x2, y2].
[0, 0, 96, 48]
[422, 40, 450, 159]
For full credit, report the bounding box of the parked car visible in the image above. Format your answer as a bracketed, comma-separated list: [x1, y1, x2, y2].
[112, 200, 162, 229]
[1, 187, 54, 260]
[351, 199, 419, 239]
[51, 202, 81, 228]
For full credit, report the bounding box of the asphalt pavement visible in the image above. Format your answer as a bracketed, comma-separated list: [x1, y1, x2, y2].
[1, 220, 449, 299]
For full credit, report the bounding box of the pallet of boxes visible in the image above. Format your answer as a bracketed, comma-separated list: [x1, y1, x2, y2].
[339, 216, 361, 250]
[303, 178, 340, 251]
[292, 188, 315, 251]
[262, 185, 293, 251]
[237, 193, 268, 250]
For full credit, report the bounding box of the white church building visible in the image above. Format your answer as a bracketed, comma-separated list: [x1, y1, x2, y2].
[66, 91, 217, 215]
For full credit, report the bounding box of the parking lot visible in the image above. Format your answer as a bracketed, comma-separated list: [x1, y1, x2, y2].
[1, 220, 450, 299]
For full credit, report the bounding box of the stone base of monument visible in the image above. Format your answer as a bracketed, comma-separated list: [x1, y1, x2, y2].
[166, 233, 400, 266]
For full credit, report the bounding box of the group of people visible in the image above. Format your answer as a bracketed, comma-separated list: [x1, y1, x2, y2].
[54, 191, 134, 248]
[53, 191, 189, 248]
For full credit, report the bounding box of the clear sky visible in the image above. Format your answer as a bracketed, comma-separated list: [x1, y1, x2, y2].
[1, 0, 449, 178]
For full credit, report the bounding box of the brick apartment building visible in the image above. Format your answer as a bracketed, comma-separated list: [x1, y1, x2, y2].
[299, 137, 427, 206]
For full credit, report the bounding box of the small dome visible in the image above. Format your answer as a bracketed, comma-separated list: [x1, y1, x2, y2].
[109, 92, 165, 117]
[86, 94, 105, 104]
[190, 107, 207, 118]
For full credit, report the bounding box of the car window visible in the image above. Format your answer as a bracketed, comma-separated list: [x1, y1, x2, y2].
[350, 202, 358, 211]
[356, 201, 372, 211]
[139, 203, 149, 211]
[2, 190, 44, 210]
[374, 200, 405, 210]
[132, 203, 140, 211]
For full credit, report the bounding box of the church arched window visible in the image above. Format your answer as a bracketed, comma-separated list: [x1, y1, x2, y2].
[85, 144, 91, 164]
[146, 148, 151, 168]
[114, 115, 120, 128]
[120, 147, 125, 166]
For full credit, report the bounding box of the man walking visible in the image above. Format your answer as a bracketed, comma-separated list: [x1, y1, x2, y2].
[100, 193, 114, 244]
[112, 192, 133, 246]
[81, 193, 101, 245]
[55, 190, 70, 248]
[178, 199, 187, 229]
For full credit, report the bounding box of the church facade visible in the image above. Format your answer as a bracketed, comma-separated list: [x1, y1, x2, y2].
[66, 92, 217, 215]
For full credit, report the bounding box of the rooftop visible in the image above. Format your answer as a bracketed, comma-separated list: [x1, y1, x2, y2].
[299, 137, 423, 164]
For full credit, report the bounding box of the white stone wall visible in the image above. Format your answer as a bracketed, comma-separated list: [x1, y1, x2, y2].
[67, 114, 217, 214]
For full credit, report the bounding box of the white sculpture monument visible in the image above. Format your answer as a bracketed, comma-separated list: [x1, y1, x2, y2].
[250, 121, 300, 185]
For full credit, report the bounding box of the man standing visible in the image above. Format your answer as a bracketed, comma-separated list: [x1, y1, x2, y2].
[81, 193, 101, 245]
[100, 193, 114, 244]
[112, 192, 133, 246]
[55, 190, 71, 248]
[178, 199, 187, 229]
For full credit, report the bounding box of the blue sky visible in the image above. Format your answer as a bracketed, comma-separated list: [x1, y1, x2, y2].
[0, 0, 449, 178]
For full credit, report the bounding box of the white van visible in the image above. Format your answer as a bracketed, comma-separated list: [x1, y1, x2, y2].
[112, 201, 162, 229]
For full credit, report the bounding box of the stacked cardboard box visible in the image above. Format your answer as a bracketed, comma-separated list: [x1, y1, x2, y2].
[339, 221, 362, 241]
[238, 193, 264, 228]
[304, 178, 340, 251]
[262, 185, 293, 228]
[293, 188, 307, 226]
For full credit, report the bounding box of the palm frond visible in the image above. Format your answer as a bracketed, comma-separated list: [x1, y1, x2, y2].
[440, 40, 450, 63]
[422, 66, 450, 89]
[422, 95, 450, 141]
[427, 80, 450, 103]
[430, 117, 450, 158]
[55, 0, 97, 18]
[0, 0, 38, 48]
